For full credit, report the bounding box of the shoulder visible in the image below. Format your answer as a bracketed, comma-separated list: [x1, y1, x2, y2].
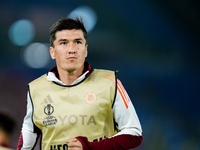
[85, 69, 117, 89]
[0, 146, 13, 150]
[29, 74, 48, 86]
[90, 69, 116, 80]
[93, 69, 116, 76]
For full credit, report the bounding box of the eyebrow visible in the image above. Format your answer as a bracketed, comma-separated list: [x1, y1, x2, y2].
[74, 38, 84, 41]
[58, 39, 67, 43]
[58, 38, 84, 43]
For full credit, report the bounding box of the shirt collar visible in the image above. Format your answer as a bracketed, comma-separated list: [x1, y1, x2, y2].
[47, 61, 92, 85]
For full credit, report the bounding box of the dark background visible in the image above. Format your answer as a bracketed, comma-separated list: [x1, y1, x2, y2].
[0, 0, 199, 149]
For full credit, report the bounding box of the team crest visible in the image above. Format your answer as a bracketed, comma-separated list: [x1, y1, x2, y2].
[84, 92, 97, 105]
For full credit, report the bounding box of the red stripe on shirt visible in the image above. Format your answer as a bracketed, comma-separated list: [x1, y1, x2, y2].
[117, 79, 130, 109]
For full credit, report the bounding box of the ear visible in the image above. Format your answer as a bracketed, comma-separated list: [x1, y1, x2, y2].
[85, 44, 88, 58]
[50, 47, 56, 59]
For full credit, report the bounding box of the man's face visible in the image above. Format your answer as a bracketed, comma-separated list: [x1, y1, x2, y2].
[50, 29, 87, 73]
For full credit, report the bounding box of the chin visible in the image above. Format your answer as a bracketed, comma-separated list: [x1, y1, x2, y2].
[66, 68, 76, 72]
[63, 63, 83, 73]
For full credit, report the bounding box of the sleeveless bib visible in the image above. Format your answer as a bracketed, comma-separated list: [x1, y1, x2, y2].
[29, 69, 117, 150]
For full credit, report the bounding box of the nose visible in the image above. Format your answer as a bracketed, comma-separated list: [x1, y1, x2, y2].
[68, 42, 76, 54]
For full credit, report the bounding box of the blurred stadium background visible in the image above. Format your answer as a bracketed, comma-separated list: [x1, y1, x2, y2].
[0, 0, 199, 149]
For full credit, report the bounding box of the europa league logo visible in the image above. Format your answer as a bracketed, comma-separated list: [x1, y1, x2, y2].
[44, 104, 54, 115]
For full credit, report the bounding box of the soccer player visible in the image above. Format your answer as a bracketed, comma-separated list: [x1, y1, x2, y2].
[0, 112, 15, 150]
[17, 18, 143, 150]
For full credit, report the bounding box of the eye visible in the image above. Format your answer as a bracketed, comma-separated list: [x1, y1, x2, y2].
[60, 42, 66, 45]
[76, 41, 82, 44]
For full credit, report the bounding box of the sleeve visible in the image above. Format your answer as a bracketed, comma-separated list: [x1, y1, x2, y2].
[76, 79, 143, 150]
[17, 92, 40, 150]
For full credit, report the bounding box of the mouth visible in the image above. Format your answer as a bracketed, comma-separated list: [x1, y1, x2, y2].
[67, 57, 77, 60]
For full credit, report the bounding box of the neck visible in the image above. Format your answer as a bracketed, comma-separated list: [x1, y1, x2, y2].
[57, 65, 84, 85]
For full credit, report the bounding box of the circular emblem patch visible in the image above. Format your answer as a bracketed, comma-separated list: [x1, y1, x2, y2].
[84, 92, 97, 105]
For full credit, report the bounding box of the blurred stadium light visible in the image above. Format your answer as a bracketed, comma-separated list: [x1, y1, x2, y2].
[8, 19, 35, 46]
[68, 5, 97, 33]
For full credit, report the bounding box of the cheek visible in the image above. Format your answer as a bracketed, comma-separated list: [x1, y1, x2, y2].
[55, 48, 66, 57]
[81, 51, 87, 59]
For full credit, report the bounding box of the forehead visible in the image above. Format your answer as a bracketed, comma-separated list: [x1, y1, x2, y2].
[55, 29, 85, 40]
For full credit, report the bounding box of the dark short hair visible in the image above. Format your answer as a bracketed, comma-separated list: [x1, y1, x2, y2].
[49, 17, 87, 47]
